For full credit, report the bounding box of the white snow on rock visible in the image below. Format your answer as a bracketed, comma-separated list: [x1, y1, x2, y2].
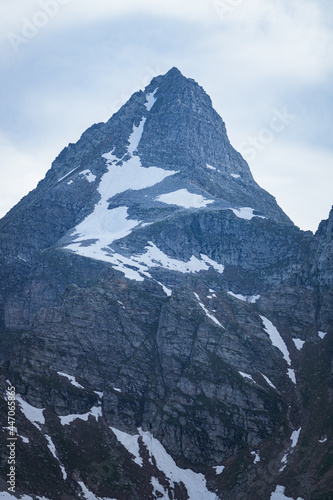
[78, 481, 116, 500]
[80, 169, 96, 183]
[287, 369, 296, 384]
[45, 434, 67, 480]
[213, 465, 225, 475]
[251, 451, 260, 464]
[260, 316, 291, 365]
[231, 173, 241, 179]
[318, 437, 328, 443]
[67, 121, 178, 253]
[206, 164, 217, 171]
[291, 427, 301, 448]
[16, 395, 45, 431]
[261, 374, 277, 390]
[279, 428, 301, 472]
[18, 434, 30, 443]
[280, 452, 288, 472]
[138, 428, 219, 499]
[69, 205, 140, 253]
[83, 242, 224, 283]
[156, 281, 172, 296]
[45, 434, 57, 459]
[57, 372, 84, 389]
[292, 339, 305, 351]
[231, 207, 267, 220]
[260, 316, 296, 384]
[155, 188, 214, 209]
[270, 485, 304, 500]
[110, 427, 143, 467]
[239, 371, 256, 383]
[59, 405, 102, 426]
[227, 291, 260, 303]
[194, 293, 225, 329]
[145, 88, 158, 111]
[151, 477, 169, 499]
[318, 331, 327, 339]
[128, 117, 146, 154]
[200, 254, 225, 273]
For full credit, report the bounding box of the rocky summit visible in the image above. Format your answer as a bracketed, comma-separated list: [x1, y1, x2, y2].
[0, 68, 332, 500]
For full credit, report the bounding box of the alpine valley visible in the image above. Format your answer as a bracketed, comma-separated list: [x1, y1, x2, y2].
[0, 68, 332, 500]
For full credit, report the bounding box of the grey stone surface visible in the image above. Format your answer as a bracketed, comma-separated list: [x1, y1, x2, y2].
[0, 68, 332, 500]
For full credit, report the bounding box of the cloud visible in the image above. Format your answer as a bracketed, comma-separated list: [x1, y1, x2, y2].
[249, 142, 333, 232]
[0, 132, 50, 218]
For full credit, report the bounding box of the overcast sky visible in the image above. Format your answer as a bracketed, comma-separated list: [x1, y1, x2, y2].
[1, 0, 332, 232]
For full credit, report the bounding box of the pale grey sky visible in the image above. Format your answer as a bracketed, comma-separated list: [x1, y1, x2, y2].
[1, 0, 332, 231]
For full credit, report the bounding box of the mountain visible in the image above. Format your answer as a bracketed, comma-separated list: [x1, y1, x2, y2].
[0, 68, 332, 500]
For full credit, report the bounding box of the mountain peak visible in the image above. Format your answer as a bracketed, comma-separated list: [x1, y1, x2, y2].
[164, 66, 184, 77]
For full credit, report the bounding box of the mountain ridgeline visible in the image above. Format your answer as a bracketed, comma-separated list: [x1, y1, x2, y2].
[0, 68, 332, 500]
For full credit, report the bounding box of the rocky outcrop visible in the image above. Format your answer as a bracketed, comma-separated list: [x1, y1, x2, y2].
[0, 69, 332, 500]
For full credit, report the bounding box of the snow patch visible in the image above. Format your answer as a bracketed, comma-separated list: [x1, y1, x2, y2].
[93, 242, 225, 282]
[145, 88, 158, 111]
[231, 207, 267, 220]
[270, 485, 304, 500]
[291, 427, 301, 448]
[151, 477, 168, 499]
[318, 437, 327, 443]
[18, 434, 30, 443]
[279, 428, 301, 471]
[261, 316, 296, 384]
[80, 169, 96, 183]
[111, 427, 143, 467]
[260, 316, 291, 365]
[78, 481, 116, 500]
[206, 164, 217, 171]
[138, 428, 219, 499]
[228, 291, 260, 303]
[239, 371, 256, 383]
[231, 173, 241, 179]
[251, 451, 260, 464]
[278, 452, 286, 467]
[213, 465, 225, 475]
[57, 372, 84, 389]
[67, 143, 177, 254]
[287, 369, 296, 384]
[318, 331, 327, 339]
[200, 254, 225, 273]
[16, 395, 45, 430]
[194, 293, 225, 329]
[128, 117, 146, 154]
[292, 339, 305, 351]
[157, 281, 172, 296]
[45, 434, 67, 480]
[261, 374, 277, 390]
[59, 405, 102, 426]
[155, 188, 214, 209]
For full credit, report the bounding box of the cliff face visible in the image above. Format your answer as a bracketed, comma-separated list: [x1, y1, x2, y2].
[0, 69, 332, 500]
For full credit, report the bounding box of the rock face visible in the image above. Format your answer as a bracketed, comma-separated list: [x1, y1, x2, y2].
[0, 69, 332, 500]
